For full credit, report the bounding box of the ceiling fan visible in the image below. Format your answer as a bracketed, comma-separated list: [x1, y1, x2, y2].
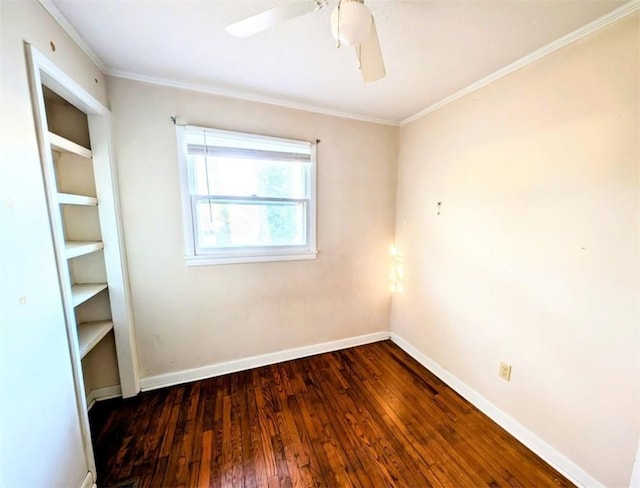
[225, 0, 385, 83]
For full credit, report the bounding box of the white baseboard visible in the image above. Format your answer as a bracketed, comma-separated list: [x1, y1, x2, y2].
[79, 472, 94, 488]
[389, 332, 604, 488]
[86, 384, 122, 410]
[140, 331, 391, 391]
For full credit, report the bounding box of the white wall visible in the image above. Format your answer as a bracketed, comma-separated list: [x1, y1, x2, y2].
[391, 13, 639, 488]
[0, 1, 108, 486]
[107, 77, 398, 379]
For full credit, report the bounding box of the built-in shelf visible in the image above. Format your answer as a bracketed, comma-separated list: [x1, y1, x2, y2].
[71, 283, 107, 307]
[78, 320, 113, 358]
[57, 192, 98, 206]
[49, 132, 92, 159]
[65, 241, 104, 259]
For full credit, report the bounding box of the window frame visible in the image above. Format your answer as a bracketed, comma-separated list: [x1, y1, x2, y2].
[176, 125, 317, 266]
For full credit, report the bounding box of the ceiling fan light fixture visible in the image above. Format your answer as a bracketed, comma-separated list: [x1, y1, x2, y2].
[330, 1, 372, 46]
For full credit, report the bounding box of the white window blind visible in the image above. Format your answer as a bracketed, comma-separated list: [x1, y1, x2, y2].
[176, 125, 317, 265]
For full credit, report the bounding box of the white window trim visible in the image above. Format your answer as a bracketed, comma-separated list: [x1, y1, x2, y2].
[176, 125, 317, 266]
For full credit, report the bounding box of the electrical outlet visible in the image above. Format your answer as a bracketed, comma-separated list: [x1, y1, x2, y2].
[499, 362, 512, 381]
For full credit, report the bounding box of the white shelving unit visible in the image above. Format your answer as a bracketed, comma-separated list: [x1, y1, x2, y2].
[65, 241, 104, 259]
[57, 192, 98, 206]
[71, 283, 108, 307]
[78, 320, 114, 358]
[28, 44, 139, 486]
[45, 130, 115, 355]
[49, 131, 92, 158]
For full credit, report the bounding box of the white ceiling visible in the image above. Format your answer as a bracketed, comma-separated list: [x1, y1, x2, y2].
[49, 0, 626, 124]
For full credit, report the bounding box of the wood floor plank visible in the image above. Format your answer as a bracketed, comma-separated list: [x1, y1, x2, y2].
[339, 348, 451, 488]
[320, 351, 432, 487]
[363, 344, 509, 487]
[347, 347, 480, 487]
[209, 376, 225, 488]
[90, 341, 574, 488]
[150, 456, 168, 488]
[373, 342, 561, 488]
[198, 430, 213, 488]
[300, 356, 381, 487]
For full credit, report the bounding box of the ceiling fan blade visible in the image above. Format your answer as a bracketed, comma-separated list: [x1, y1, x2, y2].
[355, 18, 385, 83]
[226, 1, 320, 38]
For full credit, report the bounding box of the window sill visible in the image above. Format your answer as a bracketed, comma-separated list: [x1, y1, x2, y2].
[184, 250, 318, 266]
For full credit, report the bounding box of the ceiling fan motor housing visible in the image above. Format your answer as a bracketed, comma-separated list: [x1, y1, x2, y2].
[330, 0, 372, 46]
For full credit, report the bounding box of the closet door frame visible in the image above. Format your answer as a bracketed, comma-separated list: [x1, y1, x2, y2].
[25, 43, 140, 482]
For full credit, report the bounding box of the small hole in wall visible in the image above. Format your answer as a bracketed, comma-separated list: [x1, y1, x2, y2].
[94, 78, 98, 84]
[49, 41, 56, 52]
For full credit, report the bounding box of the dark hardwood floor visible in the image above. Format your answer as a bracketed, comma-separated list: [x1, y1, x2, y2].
[90, 341, 572, 488]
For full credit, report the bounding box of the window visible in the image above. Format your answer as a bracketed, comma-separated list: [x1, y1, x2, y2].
[176, 125, 317, 265]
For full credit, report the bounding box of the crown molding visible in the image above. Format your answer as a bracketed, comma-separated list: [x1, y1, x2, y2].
[38, 0, 638, 128]
[400, 0, 640, 126]
[105, 69, 400, 126]
[37, 0, 106, 72]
